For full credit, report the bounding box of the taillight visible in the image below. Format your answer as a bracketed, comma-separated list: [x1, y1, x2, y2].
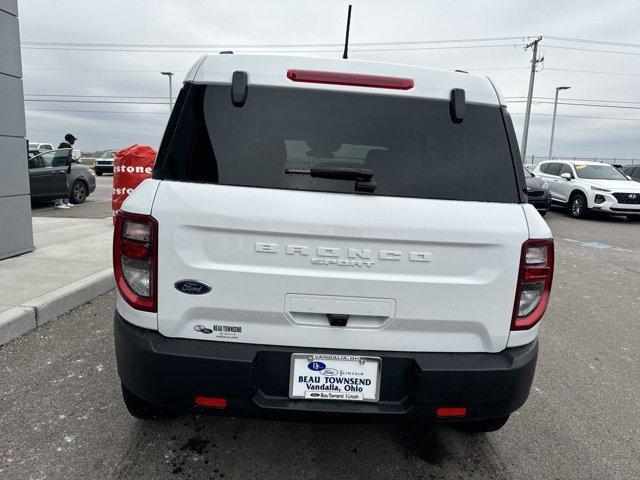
[511, 239, 554, 330]
[113, 211, 158, 312]
[286, 69, 414, 90]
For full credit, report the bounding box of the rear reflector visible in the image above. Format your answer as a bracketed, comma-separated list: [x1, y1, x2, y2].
[437, 407, 467, 418]
[287, 69, 414, 90]
[194, 396, 228, 409]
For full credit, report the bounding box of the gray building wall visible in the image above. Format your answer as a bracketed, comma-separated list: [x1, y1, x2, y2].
[0, 0, 33, 260]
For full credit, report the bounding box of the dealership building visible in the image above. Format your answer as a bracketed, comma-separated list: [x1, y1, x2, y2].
[0, 0, 33, 260]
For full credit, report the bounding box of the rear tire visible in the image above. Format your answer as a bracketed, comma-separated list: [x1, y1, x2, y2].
[459, 415, 510, 433]
[121, 384, 176, 420]
[568, 192, 587, 218]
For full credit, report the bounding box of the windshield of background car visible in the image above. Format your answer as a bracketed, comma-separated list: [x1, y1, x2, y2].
[101, 150, 116, 158]
[574, 164, 629, 180]
[156, 84, 520, 203]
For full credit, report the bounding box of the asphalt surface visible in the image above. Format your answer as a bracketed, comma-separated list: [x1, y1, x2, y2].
[1, 210, 639, 479]
[31, 173, 113, 219]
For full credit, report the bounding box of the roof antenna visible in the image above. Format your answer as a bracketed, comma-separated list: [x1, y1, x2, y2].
[342, 5, 352, 59]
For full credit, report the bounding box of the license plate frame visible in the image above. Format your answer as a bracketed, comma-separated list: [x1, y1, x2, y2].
[289, 353, 382, 402]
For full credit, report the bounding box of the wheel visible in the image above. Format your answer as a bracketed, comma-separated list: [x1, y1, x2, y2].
[568, 192, 587, 218]
[459, 415, 510, 433]
[70, 180, 88, 204]
[95, 169, 103, 176]
[121, 384, 176, 420]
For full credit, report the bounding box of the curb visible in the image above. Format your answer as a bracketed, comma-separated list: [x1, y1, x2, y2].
[0, 268, 115, 347]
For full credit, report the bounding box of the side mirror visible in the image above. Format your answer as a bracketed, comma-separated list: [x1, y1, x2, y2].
[560, 172, 572, 180]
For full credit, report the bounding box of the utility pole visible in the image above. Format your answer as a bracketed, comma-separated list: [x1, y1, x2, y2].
[548, 86, 571, 159]
[161, 72, 174, 112]
[521, 36, 543, 162]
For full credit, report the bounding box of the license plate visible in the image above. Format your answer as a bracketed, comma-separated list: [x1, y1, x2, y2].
[289, 353, 381, 402]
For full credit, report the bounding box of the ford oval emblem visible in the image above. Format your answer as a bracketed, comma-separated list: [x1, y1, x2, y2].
[308, 361, 326, 372]
[174, 280, 212, 295]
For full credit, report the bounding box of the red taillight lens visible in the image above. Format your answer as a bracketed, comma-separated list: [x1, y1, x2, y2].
[113, 211, 158, 312]
[511, 239, 554, 330]
[286, 69, 414, 90]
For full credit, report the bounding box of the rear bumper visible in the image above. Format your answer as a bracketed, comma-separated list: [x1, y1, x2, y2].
[114, 311, 538, 422]
[528, 195, 552, 212]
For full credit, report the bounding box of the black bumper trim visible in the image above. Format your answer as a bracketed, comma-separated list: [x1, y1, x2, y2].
[114, 312, 538, 421]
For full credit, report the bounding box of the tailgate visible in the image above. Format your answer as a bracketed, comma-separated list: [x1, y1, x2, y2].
[152, 181, 528, 353]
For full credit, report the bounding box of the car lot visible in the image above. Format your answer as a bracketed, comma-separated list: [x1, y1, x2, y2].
[31, 173, 113, 219]
[0, 210, 638, 480]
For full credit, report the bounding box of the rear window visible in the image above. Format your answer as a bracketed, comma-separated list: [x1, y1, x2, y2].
[155, 84, 520, 203]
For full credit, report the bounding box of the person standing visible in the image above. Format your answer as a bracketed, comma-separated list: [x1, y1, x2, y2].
[53, 133, 78, 209]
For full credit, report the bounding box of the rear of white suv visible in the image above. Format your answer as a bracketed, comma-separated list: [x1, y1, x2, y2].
[113, 54, 553, 431]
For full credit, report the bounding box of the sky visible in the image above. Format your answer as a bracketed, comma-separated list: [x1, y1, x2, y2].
[17, 0, 640, 161]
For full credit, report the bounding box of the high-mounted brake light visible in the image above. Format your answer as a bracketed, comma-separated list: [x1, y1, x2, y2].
[113, 211, 158, 312]
[511, 239, 554, 330]
[286, 69, 414, 90]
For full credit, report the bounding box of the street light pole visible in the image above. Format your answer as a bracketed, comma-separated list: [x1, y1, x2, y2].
[548, 86, 571, 159]
[161, 72, 174, 112]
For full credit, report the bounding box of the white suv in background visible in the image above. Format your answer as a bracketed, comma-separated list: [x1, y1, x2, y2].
[535, 160, 640, 220]
[113, 53, 554, 432]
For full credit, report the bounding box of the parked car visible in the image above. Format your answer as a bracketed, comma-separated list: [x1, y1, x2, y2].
[113, 54, 553, 432]
[523, 166, 551, 216]
[622, 165, 640, 182]
[28, 142, 54, 153]
[94, 149, 117, 176]
[27, 148, 96, 204]
[534, 160, 640, 220]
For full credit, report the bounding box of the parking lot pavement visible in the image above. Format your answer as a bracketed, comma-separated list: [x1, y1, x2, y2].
[0, 210, 639, 480]
[31, 174, 113, 220]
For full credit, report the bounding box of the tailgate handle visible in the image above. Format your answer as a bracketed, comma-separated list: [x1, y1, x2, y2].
[327, 314, 349, 327]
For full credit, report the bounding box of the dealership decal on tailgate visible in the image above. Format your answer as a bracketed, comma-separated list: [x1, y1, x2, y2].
[289, 354, 381, 402]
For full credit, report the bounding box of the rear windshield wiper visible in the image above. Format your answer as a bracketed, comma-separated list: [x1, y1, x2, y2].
[285, 166, 373, 181]
[284, 167, 377, 193]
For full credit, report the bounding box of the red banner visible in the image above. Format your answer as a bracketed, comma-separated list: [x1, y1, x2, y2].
[112, 144, 157, 217]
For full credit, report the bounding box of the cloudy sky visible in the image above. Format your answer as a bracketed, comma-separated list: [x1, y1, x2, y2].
[17, 0, 640, 161]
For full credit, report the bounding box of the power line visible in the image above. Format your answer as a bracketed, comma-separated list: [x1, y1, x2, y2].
[510, 112, 640, 122]
[25, 93, 167, 99]
[24, 99, 168, 105]
[24, 67, 188, 73]
[544, 44, 640, 56]
[545, 36, 640, 49]
[544, 67, 640, 77]
[26, 108, 168, 114]
[20, 44, 519, 54]
[506, 100, 640, 110]
[505, 96, 640, 105]
[20, 36, 526, 49]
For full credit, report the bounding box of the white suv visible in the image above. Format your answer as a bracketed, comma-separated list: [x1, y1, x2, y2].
[113, 54, 553, 432]
[534, 160, 640, 220]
